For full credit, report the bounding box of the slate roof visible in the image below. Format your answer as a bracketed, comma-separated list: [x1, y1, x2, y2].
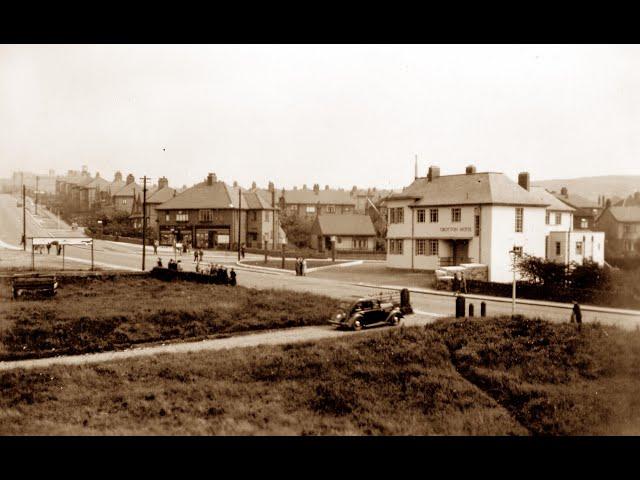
[606, 206, 640, 223]
[113, 182, 154, 198]
[553, 192, 599, 210]
[281, 188, 355, 206]
[156, 182, 245, 210]
[110, 179, 126, 193]
[244, 191, 276, 210]
[147, 186, 177, 204]
[85, 176, 112, 190]
[385, 172, 549, 207]
[529, 186, 575, 212]
[313, 214, 376, 236]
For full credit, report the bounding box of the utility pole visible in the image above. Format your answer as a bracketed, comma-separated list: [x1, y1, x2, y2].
[22, 184, 26, 251]
[35, 176, 39, 215]
[509, 245, 517, 316]
[237, 187, 242, 261]
[140, 176, 150, 271]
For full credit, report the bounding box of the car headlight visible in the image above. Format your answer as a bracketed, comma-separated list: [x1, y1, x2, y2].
[336, 313, 343, 319]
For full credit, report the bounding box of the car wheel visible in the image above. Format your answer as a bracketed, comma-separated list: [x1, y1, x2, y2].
[389, 314, 400, 326]
[353, 319, 363, 331]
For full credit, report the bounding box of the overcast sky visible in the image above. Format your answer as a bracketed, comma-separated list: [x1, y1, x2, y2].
[1, 44, 638, 189]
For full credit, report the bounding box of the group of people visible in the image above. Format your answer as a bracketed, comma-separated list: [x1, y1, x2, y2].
[156, 257, 237, 286]
[295, 257, 308, 276]
[29, 242, 62, 255]
[193, 248, 204, 262]
[162, 258, 183, 271]
[451, 271, 468, 294]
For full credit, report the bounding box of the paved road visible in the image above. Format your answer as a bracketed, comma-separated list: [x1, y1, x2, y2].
[2, 193, 639, 333]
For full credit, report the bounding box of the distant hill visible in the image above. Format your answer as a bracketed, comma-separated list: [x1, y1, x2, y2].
[532, 176, 640, 202]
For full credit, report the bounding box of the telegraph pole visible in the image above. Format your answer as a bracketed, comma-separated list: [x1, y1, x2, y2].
[140, 176, 150, 271]
[22, 185, 26, 251]
[35, 176, 39, 215]
[237, 187, 242, 261]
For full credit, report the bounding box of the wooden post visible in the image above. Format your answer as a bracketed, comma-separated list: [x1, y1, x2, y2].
[264, 239, 268, 263]
[31, 239, 35, 270]
[91, 240, 94, 271]
[281, 242, 285, 269]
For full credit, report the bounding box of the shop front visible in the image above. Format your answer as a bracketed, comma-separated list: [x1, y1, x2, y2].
[159, 227, 193, 247]
[195, 226, 231, 249]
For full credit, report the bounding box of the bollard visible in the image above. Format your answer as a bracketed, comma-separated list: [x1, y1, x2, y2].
[400, 288, 413, 314]
[481, 301, 486, 317]
[455, 295, 466, 318]
[468, 303, 474, 317]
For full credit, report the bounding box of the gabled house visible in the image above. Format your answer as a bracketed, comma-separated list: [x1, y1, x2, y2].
[279, 184, 356, 218]
[310, 214, 377, 252]
[553, 187, 602, 230]
[155, 173, 283, 249]
[596, 206, 640, 255]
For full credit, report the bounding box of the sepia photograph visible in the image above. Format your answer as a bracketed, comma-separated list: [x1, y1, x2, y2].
[1, 43, 640, 442]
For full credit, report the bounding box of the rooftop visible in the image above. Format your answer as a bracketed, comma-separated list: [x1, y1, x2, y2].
[605, 206, 640, 223]
[281, 188, 355, 206]
[313, 214, 376, 236]
[529, 186, 575, 212]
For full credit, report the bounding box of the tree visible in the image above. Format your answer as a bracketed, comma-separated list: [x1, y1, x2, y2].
[516, 254, 567, 286]
[569, 260, 611, 291]
[280, 212, 314, 248]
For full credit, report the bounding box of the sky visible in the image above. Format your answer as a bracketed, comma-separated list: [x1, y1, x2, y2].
[1, 44, 639, 190]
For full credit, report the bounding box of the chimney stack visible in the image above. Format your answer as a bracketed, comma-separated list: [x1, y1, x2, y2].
[206, 173, 217, 186]
[465, 165, 476, 175]
[251, 181, 257, 190]
[303, 184, 307, 190]
[313, 184, 320, 194]
[605, 198, 611, 208]
[517, 172, 530, 191]
[158, 176, 169, 189]
[325, 185, 329, 190]
[233, 180, 238, 187]
[268, 181, 275, 192]
[293, 186, 298, 190]
[560, 187, 568, 196]
[427, 166, 440, 182]
[95, 172, 101, 179]
[114, 171, 123, 182]
[126, 173, 135, 185]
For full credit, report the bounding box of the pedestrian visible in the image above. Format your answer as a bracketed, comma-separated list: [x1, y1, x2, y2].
[56, 244, 62, 255]
[153, 239, 158, 255]
[294, 257, 300, 276]
[301, 257, 307, 276]
[199, 248, 203, 262]
[157, 257, 163, 268]
[240, 244, 246, 259]
[194, 248, 199, 262]
[230, 268, 237, 286]
[461, 271, 468, 294]
[452, 272, 460, 293]
[572, 301, 583, 332]
[46, 243, 51, 255]
[222, 268, 229, 285]
[176, 241, 182, 256]
[177, 260, 183, 272]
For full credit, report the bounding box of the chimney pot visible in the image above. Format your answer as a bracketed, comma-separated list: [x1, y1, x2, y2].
[325, 185, 329, 190]
[561, 187, 568, 196]
[126, 174, 135, 185]
[303, 184, 307, 190]
[233, 180, 238, 187]
[518, 172, 530, 191]
[465, 165, 476, 174]
[252, 181, 257, 190]
[158, 177, 169, 189]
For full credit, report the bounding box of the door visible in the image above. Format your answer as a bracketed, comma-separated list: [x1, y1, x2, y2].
[208, 231, 215, 248]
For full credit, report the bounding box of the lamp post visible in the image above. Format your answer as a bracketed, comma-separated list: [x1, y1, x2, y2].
[281, 237, 286, 270]
[330, 235, 336, 262]
[508, 246, 518, 316]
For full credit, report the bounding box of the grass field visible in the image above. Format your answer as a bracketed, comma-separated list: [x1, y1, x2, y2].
[0, 276, 345, 361]
[2, 316, 639, 435]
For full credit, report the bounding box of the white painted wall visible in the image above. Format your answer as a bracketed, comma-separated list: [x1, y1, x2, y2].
[548, 231, 605, 266]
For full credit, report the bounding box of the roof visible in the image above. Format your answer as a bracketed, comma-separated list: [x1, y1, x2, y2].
[244, 190, 276, 210]
[85, 176, 112, 190]
[605, 206, 640, 223]
[529, 186, 575, 212]
[553, 192, 599, 210]
[155, 181, 269, 210]
[313, 214, 376, 236]
[385, 172, 549, 207]
[281, 188, 355, 206]
[113, 182, 144, 197]
[110, 179, 126, 192]
[147, 186, 177, 204]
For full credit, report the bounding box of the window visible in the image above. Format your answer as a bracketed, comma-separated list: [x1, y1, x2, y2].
[575, 241, 583, 255]
[249, 211, 257, 221]
[545, 211, 550, 225]
[555, 241, 561, 256]
[389, 239, 403, 254]
[199, 209, 214, 222]
[555, 212, 562, 225]
[580, 218, 588, 229]
[451, 208, 461, 223]
[176, 211, 188, 222]
[415, 239, 426, 255]
[306, 205, 316, 214]
[165, 213, 170, 222]
[514, 208, 523, 233]
[352, 238, 367, 249]
[122, 199, 127, 205]
[264, 211, 270, 222]
[513, 246, 523, 257]
[474, 214, 480, 236]
[326, 205, 336, 214]
[429, 239, 438, 256]
[337, 237, 342, 244]
[430, 208, 439, 223]
[416, 209, 426, 223]
[389, 207, 404, 224]
[343, 207, 352, 214]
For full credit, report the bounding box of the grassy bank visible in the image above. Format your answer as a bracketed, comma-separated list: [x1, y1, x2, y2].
[2, 317, 639, 435]
[0, 276, 345, 361]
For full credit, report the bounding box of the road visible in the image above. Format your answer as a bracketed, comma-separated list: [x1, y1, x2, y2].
[2, 192, 640, 333]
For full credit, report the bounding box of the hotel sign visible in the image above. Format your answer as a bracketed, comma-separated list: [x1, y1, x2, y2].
[440, 227, 472, 233]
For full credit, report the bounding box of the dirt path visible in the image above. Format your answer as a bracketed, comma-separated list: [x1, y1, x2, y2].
[0, 314, 439, 371]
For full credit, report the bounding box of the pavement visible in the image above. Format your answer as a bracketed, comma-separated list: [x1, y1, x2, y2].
[1, 192, 640, 370]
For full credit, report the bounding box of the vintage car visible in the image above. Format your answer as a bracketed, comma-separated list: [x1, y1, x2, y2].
[329, 295, 404, 331]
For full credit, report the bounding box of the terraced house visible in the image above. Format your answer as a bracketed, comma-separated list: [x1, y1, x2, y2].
[383, 165, 551, 283]
[278, 184, 356, 217]
[155, 173, 284, 249]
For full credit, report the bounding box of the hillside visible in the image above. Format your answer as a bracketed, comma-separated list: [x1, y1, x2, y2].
[532, 176, 640, 202]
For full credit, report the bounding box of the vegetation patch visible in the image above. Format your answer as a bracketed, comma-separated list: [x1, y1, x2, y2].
[0, 276, 345, 361]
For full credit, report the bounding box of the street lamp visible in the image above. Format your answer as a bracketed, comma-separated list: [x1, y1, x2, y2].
[281, 237, 287, 269]
[97, 220, 103, 237]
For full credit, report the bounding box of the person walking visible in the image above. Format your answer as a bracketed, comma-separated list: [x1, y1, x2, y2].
[295, 257, 301, 276]
[452, 272, 460, 293]
[230, 268, 237, 286]
[572, 301, 583, 332]
[194, 248, 199, 262]
[46, 243, 51, 255]
[157, 257, 163, 267]
[198, 248, 203, 262]
[240, 244, 246, 259]
[153, 239, 158, 255]
[301, 257, 307, 276]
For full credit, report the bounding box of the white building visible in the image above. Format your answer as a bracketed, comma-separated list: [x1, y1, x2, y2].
[384, 166, 553, 283]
